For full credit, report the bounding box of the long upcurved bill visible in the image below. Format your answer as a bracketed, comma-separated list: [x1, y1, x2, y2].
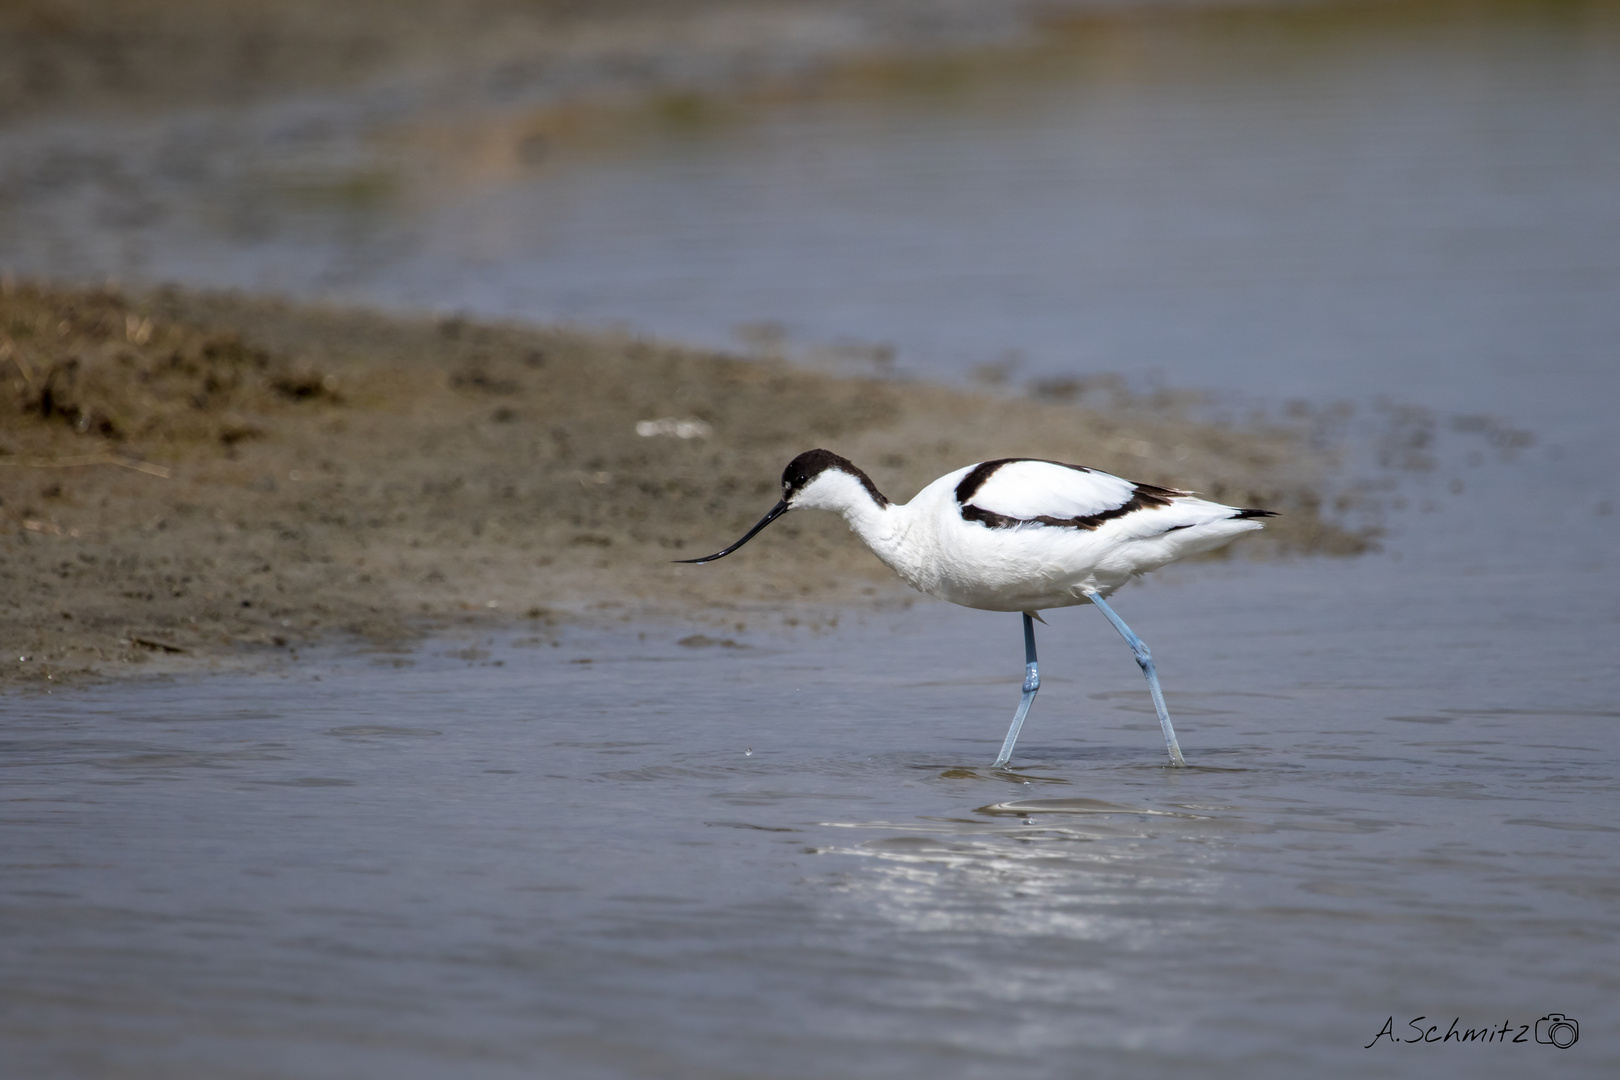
[674, 500, 790, 564]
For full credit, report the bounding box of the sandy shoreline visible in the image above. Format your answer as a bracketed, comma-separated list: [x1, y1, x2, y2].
[1, 280, 1364, 689]
[2, 1, 1369, 689]
[0, 0, 1096, 125]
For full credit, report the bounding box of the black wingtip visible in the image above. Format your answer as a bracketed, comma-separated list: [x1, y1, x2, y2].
[1233, 508, 1278, 519]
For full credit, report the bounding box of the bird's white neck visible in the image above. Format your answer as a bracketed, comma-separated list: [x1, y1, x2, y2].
[792, 469, 924, 587]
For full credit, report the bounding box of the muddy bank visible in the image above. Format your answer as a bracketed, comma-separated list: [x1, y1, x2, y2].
[0, 280, 1363, 688]
[0, 0, 1071, 125]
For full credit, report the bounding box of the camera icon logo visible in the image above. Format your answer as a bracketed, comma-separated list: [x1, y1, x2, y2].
[1535, 1014, 1578, 1049]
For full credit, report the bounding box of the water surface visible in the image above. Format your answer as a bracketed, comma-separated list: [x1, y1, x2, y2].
[3, 2, 1617, 428]
[4, 540, 1617, 1077]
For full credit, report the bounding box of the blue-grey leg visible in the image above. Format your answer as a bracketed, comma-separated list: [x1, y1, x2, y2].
[992, 612, 1040, 768]
[1088, 593, 1187, 767]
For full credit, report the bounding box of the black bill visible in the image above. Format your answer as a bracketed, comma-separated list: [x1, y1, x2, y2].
[674, 499, 790, 564]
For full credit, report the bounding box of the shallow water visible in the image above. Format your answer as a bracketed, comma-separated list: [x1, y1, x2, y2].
[4, 541, 1618, 1078]
[4, 1, 1620, 1076]
[4, 380, 1619, 1075]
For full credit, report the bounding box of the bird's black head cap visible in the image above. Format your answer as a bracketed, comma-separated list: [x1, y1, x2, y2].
[675, 449, 888, 564]
[781, 449, 888, 506]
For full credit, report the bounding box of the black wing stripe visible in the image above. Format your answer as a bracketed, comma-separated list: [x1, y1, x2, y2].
[960, 485, 1175, 532]
[954, 459, 1013, 504]
[953, 458, 1094, 505]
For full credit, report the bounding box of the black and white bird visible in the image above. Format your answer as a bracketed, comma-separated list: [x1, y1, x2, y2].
[680, 449, 1274, 767]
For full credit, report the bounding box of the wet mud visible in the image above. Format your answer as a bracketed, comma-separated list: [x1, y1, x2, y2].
[1, 281, 1363, 687]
